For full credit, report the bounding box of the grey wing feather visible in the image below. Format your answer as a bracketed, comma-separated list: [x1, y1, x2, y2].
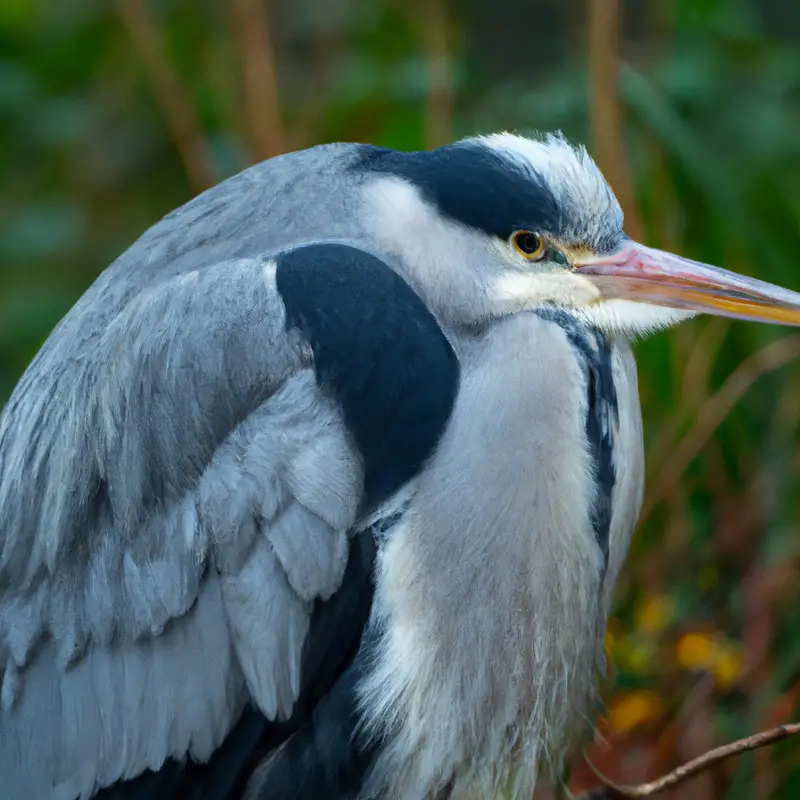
[0, 253, 364, 798]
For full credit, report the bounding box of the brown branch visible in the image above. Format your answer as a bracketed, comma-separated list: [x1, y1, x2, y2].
[229, 0, 285, 161]
[587, 0, 643, 241]
[115, 0, 217, 192]
[573, 722, 800, 798]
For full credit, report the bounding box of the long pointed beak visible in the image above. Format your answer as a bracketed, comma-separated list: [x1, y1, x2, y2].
[574, 243, 800, 326]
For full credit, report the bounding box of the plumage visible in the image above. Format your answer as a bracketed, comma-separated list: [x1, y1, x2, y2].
[357, 310, 631, 800]
[537, 309, 619, 573]
[2, 132, 799, 800]
[274, 243, 460, 513]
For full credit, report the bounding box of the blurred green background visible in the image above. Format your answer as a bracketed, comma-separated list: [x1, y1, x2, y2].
[1, 0, 799, 797]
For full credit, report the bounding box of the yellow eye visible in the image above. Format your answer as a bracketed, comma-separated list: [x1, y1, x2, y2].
[512, 230, 546, 260]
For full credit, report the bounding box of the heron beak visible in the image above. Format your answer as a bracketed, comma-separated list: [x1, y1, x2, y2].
[574, 242, 800, 325]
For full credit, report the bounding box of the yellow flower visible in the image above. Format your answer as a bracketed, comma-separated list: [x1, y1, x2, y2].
[712, 644, 746, 689]
[608, 690, 664, 734]
[676, 632, 716, 671]
[636, 594, 673, 633]
[676, 632, 747, 689]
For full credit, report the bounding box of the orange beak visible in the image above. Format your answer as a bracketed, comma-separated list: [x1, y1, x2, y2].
[575, 243, 800, 326]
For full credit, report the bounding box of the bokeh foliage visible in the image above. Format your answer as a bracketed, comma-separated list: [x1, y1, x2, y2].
[1, 0, 799, 797]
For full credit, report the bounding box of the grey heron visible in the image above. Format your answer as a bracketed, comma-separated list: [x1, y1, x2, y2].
[1, 133, 799, 800]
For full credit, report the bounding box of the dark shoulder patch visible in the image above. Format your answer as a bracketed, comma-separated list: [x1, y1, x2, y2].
[275, 242, 460, 512]
[352, 143, 561, 242]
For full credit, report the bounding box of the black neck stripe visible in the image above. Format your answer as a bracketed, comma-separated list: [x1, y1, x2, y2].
[535, 309, 618, 576]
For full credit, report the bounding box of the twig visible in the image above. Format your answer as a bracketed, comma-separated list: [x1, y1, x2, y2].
[587, 0, 643, 241]
[229, 0, 285, 161]
[643, 318, 731, 476]
[115, 0, 217, 192]
[640, 333, 800, 525]
[641, 333, 800, 524]
[573, 722, 800, 798]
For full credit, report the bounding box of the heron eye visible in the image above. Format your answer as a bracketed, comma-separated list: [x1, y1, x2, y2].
[512, 230, 546, 260]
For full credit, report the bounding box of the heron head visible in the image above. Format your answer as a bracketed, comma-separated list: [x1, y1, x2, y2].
[359, 132, 800, 336]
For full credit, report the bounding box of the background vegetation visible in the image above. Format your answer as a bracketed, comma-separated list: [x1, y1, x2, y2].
[1, 0, 799, 796]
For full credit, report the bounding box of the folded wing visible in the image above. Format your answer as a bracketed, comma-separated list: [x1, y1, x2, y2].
[0, 240, 459, 800]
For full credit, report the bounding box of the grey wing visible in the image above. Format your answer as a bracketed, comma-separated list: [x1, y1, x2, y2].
[0, 255, 365, 799]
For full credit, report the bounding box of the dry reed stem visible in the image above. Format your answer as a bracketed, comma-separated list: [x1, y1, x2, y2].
[229, 0, 285, 160]
[573, 722, 800, 798]
[641, 333, 800, 524]
[414, 0, 453, 150]
[644, 318, 732, 474]
[587, 0, 643, 241]
[115, 0, 217, 192]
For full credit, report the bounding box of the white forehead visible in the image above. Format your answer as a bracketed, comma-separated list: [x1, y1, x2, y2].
[473, 132, 624, 241]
